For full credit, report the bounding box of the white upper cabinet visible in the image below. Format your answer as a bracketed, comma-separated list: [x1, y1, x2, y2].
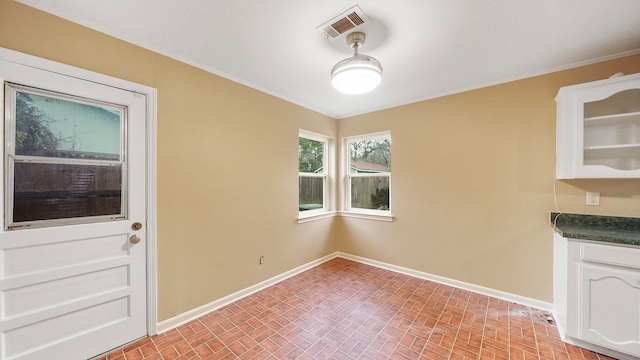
[556, 73, 640, 178]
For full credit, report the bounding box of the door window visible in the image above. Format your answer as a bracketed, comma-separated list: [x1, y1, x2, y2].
[4, 83, 127, 229]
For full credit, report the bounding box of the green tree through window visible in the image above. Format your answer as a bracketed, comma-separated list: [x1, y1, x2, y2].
[15, 92, 59, 154]
[350, 137, 391, 168]
[299, 137, 324, 173]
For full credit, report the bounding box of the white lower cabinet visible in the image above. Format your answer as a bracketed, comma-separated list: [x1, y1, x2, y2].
[577, 264, 640, 354]
[554, 234, 640, 359]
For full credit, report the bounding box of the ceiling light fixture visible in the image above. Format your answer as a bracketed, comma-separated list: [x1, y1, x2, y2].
[331, 32, 382, 94]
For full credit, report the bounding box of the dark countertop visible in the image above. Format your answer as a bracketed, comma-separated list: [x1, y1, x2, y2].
[551, 212, 640, 247]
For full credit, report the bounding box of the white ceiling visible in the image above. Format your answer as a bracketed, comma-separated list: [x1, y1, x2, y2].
[16, 0, 640, 119]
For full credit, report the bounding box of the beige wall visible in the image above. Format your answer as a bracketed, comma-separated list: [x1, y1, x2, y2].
[0, 1, 339, 321]
[1, 0, 639, 321]
[337, 54, 640, 302]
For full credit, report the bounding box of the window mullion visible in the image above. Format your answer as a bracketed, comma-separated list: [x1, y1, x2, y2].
[348, 172, 390, 178]
[13, 155, 123, 167]
[299, 173, 326, 178]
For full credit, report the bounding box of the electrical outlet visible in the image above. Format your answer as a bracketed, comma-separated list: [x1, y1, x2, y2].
[586, 192, 600, 206]
[259, 256, 265, 265]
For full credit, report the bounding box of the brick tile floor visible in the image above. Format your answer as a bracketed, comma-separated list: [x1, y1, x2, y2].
[98, 258, 615, 360]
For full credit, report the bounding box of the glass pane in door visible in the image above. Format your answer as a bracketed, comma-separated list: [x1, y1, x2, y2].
[15, 90, 122, 160]
[13, 162, 123, 222]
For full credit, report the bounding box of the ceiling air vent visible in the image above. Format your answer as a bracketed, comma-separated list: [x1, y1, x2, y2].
[318, 5, 369, 39]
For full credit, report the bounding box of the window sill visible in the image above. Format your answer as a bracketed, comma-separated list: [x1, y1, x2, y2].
[297, 211, 337, 224]
[337, 211, 394, 222]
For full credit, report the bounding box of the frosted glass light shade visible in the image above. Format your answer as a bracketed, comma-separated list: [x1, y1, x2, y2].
[331, 54, 382, 94]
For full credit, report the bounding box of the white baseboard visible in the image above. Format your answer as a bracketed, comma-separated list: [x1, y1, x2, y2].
[156, 253, 339, 333]
[336, 252, 553, 312]
[156, 251, 552, 334]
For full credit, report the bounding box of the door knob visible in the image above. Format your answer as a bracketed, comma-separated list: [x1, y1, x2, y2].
[130, 235, 141, 244]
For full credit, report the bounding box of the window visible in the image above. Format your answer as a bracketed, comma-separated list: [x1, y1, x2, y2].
[344, 132, 391, 217]
[298, 130, 332, 218]
[4, 83, 126, 229]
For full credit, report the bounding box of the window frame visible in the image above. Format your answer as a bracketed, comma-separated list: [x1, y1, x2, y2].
[298, 129, 334, 222]
[341, 131, 393, 221]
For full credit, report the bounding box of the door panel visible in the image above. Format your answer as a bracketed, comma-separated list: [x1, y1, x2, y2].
[0, 59, 147, 360]
[4, 265, 129, 317]
[580, 264, 640, 356]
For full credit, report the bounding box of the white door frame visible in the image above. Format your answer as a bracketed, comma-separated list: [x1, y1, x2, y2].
[0, 47, 159, 336]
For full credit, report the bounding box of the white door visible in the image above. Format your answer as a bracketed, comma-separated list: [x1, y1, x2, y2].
[0, 59, 147, 360]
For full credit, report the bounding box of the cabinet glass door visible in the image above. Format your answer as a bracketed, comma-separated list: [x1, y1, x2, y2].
[583, 89, 640, 171]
